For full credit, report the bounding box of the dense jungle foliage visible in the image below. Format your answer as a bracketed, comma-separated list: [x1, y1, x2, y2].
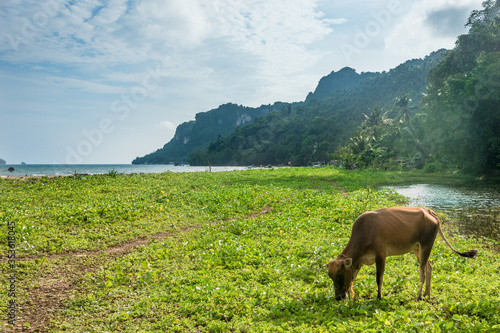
[422, 0, 500, 174]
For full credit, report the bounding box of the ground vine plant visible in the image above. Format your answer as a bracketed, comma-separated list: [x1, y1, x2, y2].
[0, 168, 499, 332]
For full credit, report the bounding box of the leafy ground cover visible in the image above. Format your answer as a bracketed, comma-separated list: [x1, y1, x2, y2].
[1, 168, 499, 332]
[0, 171, 293, 257]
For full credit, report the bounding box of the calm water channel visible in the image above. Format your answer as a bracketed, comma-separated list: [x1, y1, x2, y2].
[384, 182, 500, 241]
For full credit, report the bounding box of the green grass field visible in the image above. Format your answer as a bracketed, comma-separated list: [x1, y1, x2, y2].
[1, 168, 499, 332]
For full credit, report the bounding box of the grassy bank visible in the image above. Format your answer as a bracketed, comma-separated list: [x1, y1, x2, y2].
[1, 168, 499, 332]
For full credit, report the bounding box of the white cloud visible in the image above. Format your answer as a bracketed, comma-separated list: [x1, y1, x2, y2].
[47, 76, 126, 94]
[156, 121, 176, 131]
[327, 18, 348, 24]
[90, 0, 128, 26]
[0, 0, 332, 104]
[384, 0, 483, 58]
[134, 0, 212, 46]
[1, 0, 332, 67]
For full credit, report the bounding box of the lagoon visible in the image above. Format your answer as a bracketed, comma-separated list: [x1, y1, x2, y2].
[385, 182, 500, 240]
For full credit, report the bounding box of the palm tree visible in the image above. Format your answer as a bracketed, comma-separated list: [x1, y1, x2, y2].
[394, 96, 418, 125]
[361, 106, 392, 144]
[401, 119, 430, 168]
[349, 134, 371, 155]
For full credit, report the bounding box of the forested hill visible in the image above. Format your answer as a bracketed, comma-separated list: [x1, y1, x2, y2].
[187, 50, 447, 166]
[132, 102, 288, 164]
[133, 50, 446, 166]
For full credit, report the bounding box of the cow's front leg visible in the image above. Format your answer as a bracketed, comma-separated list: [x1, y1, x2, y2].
[348, 268, 361, 300]
[375, 257, 386, 299]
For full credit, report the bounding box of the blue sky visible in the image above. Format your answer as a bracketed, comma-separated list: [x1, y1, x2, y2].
[0, 0, 483, 164]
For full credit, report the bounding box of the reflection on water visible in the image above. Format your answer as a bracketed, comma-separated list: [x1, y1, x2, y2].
[385, 183, 500, 240]
[385, 183, 500, 213]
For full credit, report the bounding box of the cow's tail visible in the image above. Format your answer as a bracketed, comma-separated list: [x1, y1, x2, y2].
[428, 209, 478, 258]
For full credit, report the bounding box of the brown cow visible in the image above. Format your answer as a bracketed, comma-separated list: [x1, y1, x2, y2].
[325, 207, 477, 301]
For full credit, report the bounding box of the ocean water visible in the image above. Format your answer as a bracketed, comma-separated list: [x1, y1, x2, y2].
[0, 164, 246, 177]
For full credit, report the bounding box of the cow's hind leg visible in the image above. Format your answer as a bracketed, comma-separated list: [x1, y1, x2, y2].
[414, 246, 432, 301]
[375, 256, 386, 299]
[413, 247, 425, 300]
[424, 260, 432, 298]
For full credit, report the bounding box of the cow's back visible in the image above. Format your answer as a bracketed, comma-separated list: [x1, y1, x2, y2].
[347, 207, 439, 257]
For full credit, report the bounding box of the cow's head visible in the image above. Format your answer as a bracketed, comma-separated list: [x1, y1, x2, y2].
[325, 258, 353, 300]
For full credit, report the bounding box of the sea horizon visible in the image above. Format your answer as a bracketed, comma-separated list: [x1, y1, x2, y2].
[0, 164, 247, 177]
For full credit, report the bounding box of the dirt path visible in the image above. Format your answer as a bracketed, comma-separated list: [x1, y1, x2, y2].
[326, 178, 349, 196]
[9, 206, 274, 332]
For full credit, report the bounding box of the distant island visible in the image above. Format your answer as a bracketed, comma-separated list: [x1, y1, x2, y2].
[0, 158, 6, 165]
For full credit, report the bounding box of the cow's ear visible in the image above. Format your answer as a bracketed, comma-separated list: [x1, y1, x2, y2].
[344, 258, 353, 267]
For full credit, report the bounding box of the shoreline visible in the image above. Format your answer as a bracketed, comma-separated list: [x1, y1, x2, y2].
[0, 164, 247, 178]
[1, 173, 93, 180]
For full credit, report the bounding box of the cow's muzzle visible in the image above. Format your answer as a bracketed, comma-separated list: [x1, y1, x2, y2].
[335, 293, 347, 301]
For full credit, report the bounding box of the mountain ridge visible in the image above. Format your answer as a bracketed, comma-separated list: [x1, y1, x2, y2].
[133, 49, 448, 166]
